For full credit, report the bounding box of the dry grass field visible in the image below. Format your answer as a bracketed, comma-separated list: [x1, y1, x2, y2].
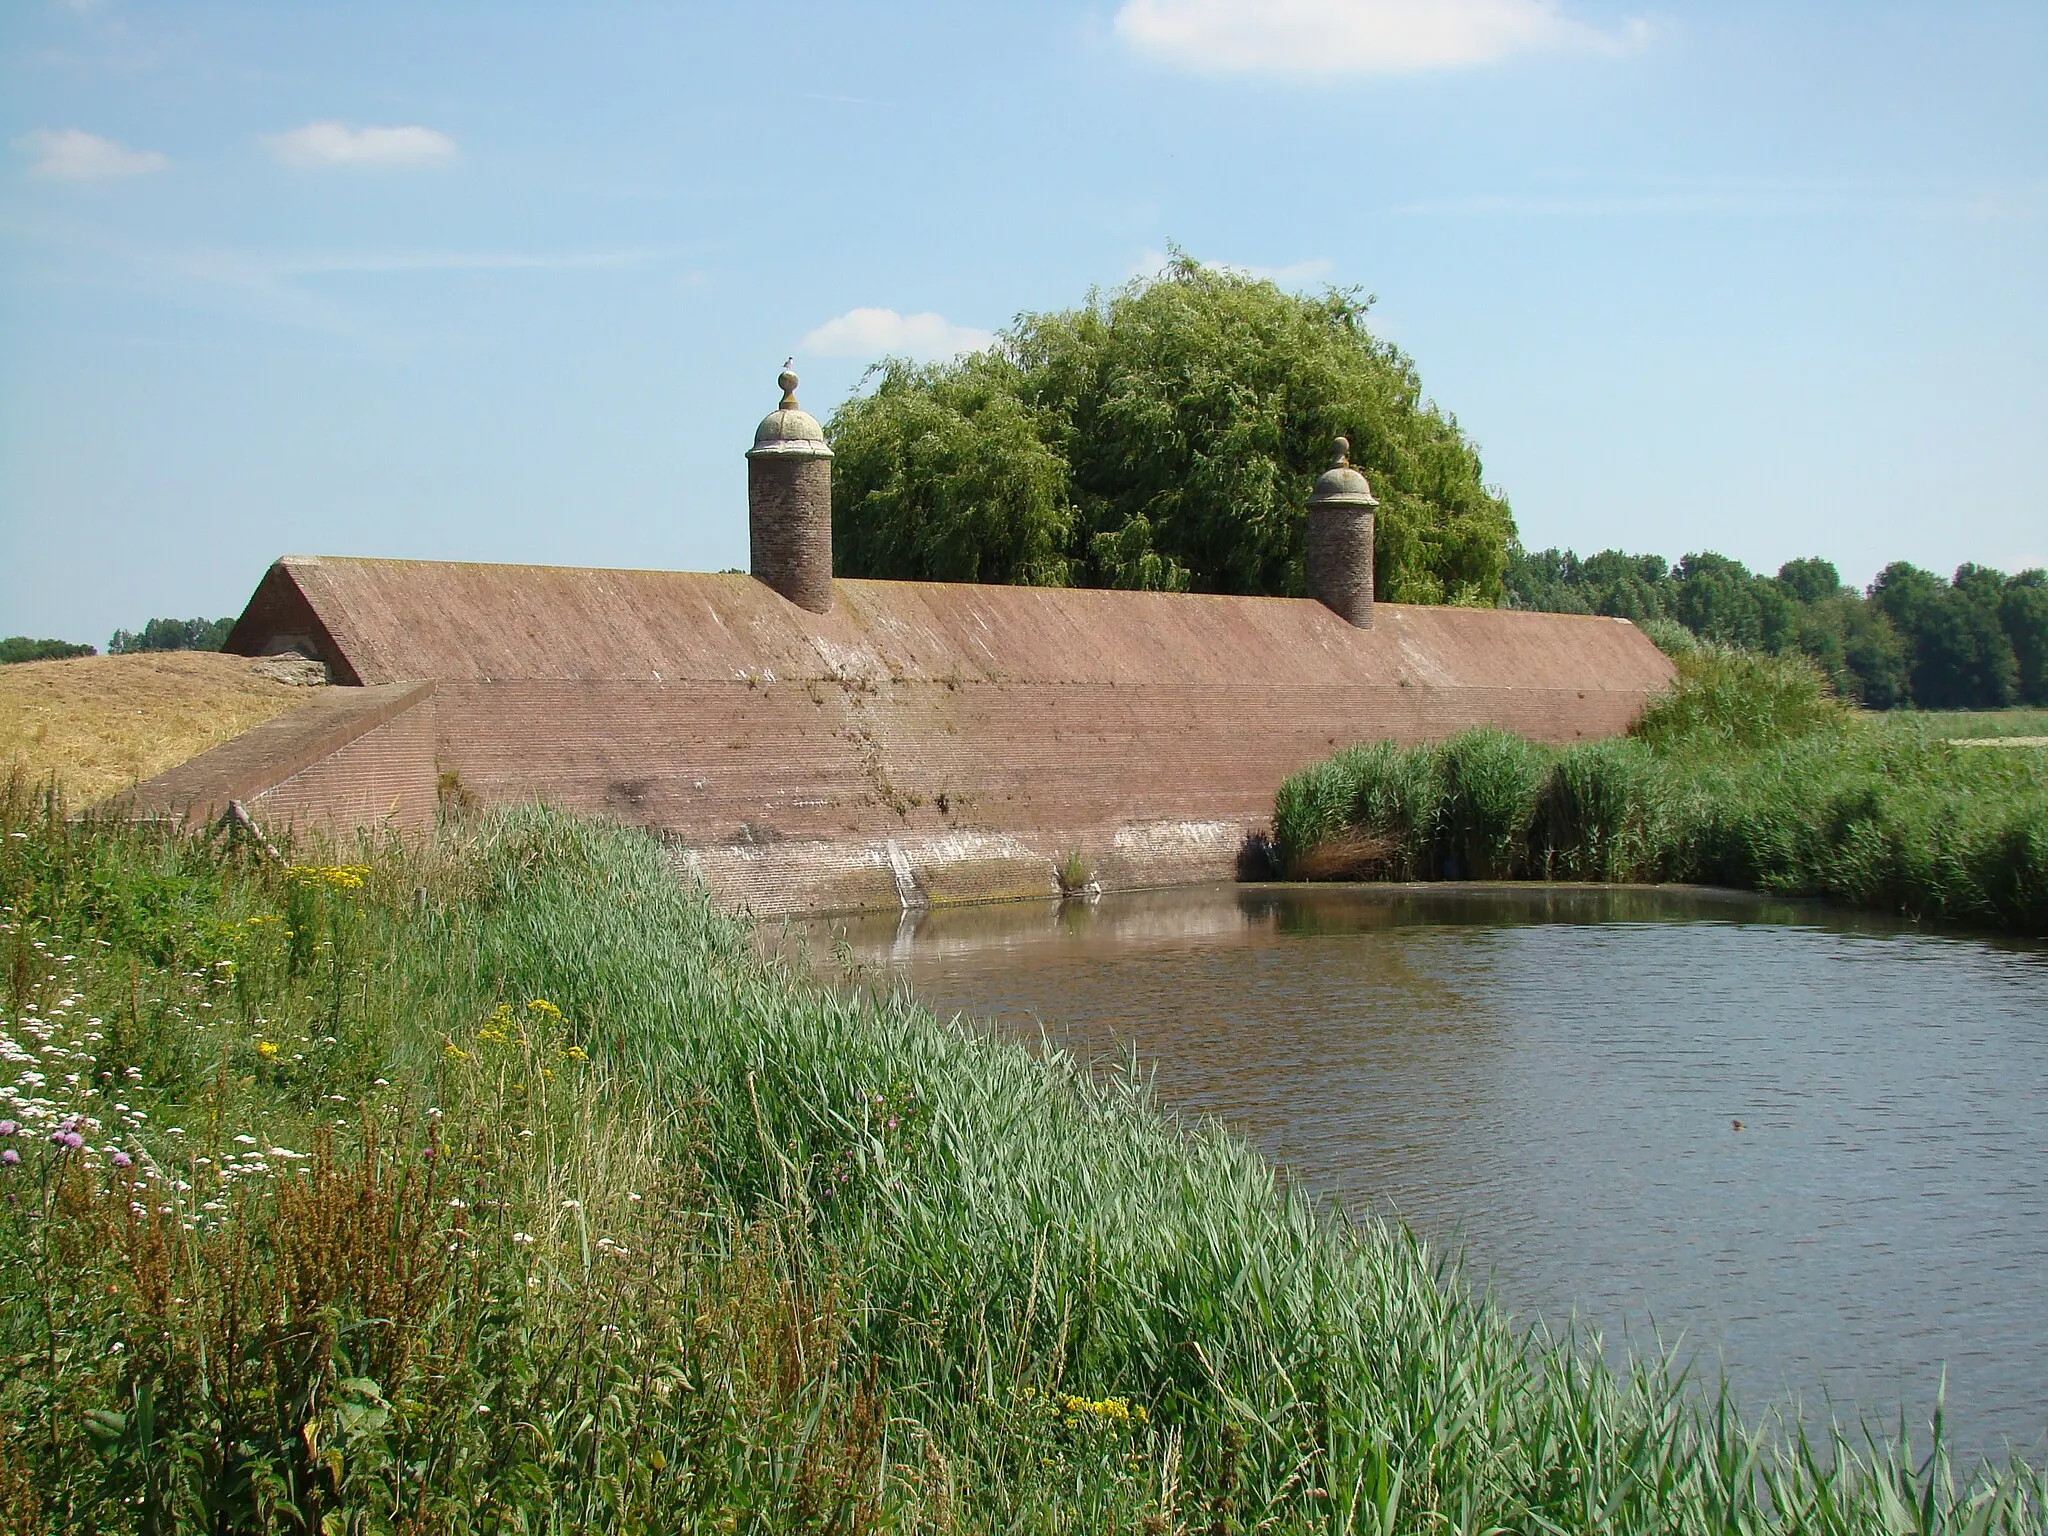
[1, 651, 316, 806]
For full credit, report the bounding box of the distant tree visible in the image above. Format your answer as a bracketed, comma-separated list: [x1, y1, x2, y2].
[1832, 597, 1910, 709]
[0, 637, 96, 664]
[827, 357, 1076, 587]
[1775, 557, 1841, 605]
[1674, 553, 1770, 650]
[107, 617, 235, 654]
[2000, 570, 2048, 706]
[831, 256, 1517, 605]
[1869, 563, 2022, 710]
[1867, 561, 1944, 635]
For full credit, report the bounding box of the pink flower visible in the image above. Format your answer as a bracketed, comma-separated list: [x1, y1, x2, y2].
[2, 1149, 18, 1167]
[0, 1120, 17, 1137]
[111, 1151, 133, 1169]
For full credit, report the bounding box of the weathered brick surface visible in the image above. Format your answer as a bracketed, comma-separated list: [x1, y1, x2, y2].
[113, 683, 433, 828]
[249, 695, 437, 835]
[206, 556, 1679, 911]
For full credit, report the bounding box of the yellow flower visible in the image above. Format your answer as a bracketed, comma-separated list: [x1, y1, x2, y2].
[286, 863, 369, 892]
[561, 1045, 588, 1061]
[444, 1044, 468, 1062]
[1057, 1393, 1144, 1425]
[477, 1027, 506, 1044]
[256, 1040, 279, 1058]
[527, 999, 563, 1020]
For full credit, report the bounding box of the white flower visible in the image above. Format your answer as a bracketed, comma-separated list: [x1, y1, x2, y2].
[233, 1135, 257, 1146]
[512, 1232, 535, 1246]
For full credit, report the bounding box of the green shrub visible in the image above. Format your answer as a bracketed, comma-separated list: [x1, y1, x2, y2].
[1274, 739, 1441, 879]
[1633, 644, 1849, 754]
[0, 637, 95, 664]
[1537, 737, 1671, 882]
[1638, 616, 1697, 656]
[1274, 649, 2047, 936]
[1436, 728, 1548, 878]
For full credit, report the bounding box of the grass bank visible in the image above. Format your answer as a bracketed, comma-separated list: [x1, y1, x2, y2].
[2, 777, 2042, 1532]
[0, 651, 316, 806]
[1274, 647, 2048, 937]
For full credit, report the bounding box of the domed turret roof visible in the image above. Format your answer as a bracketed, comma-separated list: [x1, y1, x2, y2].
[747, 363, 833, 459]
[1308, 437, 1376, 508]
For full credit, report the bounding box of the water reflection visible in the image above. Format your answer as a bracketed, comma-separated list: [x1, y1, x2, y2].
[783, 883, 2048, 1468]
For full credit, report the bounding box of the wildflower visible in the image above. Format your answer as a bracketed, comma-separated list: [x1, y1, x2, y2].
[561, 1198, 580, 1210]
[373, 1078, 390, 1088]
[233, 1135, 257, 1145]
[512, 1231, 535, 1246]
[2, 1149, 17, 1167]
[111, 1151, 133, 1169]
[0, 1121, 14, 1137]
[561, 1045, 587, 1061]
[527, 999, 562, 1020]
[444, 1044, 467, 1062]
[256, 1041, 279, 1059]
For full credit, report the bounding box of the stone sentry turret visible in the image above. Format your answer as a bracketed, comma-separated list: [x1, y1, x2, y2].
[747, 361, 835, 612]
[1305, 436, 1378, 627]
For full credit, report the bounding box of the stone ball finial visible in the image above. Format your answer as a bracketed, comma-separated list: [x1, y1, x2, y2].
[1333, 435, 1351, 466]
[778, 359, 799, 409]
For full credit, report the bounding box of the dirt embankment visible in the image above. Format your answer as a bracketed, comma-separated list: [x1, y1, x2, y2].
[1, 652, 318, 806]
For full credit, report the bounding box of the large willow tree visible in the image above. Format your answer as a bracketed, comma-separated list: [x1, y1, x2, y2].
[828, 256, 1517, 604]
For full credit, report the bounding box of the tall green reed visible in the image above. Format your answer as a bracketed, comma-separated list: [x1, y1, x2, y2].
[1273, 640, 2048, 936]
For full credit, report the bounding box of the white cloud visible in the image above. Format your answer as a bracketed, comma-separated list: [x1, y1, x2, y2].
[263, 121, 459, 169]
[16, 128, 167, 181]
[1113, 0, 1639, 77]
[801, 307, 994, 363]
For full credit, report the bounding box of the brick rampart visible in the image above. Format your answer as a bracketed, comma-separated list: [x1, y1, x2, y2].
[245, 694, 438, 835]
[188, 556, 1680, 912]
[113, 682, 435, 833]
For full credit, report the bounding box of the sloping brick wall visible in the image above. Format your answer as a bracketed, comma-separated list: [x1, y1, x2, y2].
[195, 556, 1680, 913]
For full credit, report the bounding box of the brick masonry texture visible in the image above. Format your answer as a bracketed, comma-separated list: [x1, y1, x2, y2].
[167, 555, 1680, 912]
[1306, 506, 1373, 627]
[748, 457, 834, 613]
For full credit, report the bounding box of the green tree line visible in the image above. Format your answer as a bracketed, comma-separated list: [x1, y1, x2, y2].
[1507, 549, 2048, 710]
[829, 255, 1516, 605]
[0, 617, 235, 665]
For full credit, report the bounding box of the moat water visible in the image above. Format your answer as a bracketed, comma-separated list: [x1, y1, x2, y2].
[792, 883, 2048, 1468]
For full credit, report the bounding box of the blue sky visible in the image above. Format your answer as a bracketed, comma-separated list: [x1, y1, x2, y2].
[2, 1, 2043, 647]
